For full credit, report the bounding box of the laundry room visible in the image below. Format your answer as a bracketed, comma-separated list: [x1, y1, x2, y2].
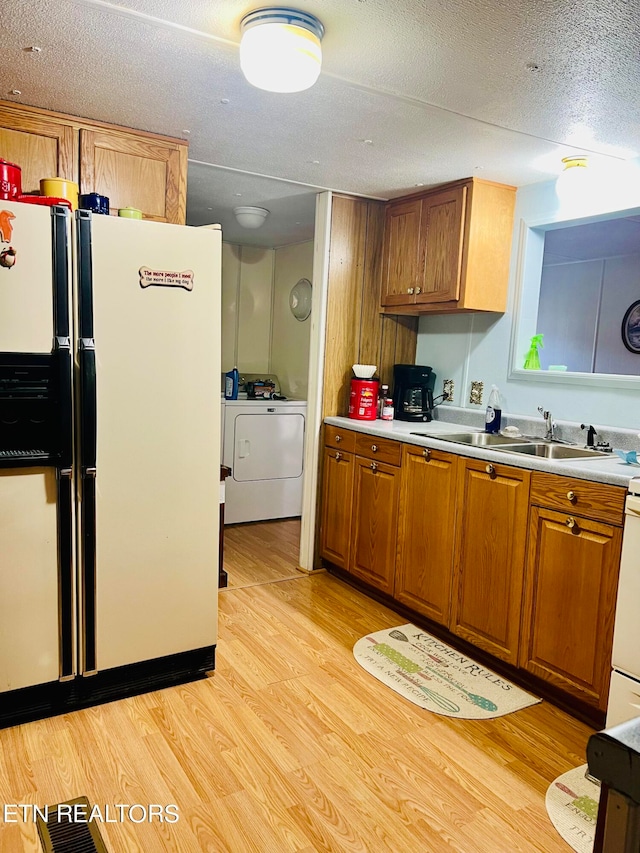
[219, 201, 315, 589]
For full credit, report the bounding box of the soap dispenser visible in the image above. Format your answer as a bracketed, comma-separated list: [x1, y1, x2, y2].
[485, 385, 502, 433]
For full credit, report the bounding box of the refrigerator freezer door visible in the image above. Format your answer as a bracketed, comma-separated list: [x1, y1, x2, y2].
[85, 215, 220, 672]
[0, 202, 55, 352]
[0, 469, 60, 691]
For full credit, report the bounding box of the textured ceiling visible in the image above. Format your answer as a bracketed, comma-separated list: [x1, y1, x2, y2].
[1, 0, 639, 246]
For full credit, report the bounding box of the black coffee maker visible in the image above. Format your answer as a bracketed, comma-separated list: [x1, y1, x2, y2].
[393, 364, 436, 422]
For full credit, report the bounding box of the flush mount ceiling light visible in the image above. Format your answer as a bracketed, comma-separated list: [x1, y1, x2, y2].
[234, 206, 270, 228]
[556, 155, 589, 202]
[239, 7, 324, 93]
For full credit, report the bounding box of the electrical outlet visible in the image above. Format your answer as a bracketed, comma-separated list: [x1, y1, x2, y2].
[469, 381, 484, 405]
[443, 379, 454, 402]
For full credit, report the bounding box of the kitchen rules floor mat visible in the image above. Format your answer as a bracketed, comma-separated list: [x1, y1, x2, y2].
[353, 624, 541, 719]
[545, 764, 600, 853]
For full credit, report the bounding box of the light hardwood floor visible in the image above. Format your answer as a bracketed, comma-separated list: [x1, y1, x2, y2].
[223, 518, 305, 589]
[0, 570, 593, 852]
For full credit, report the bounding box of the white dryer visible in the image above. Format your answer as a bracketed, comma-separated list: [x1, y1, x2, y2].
[222, 398, 306, 524]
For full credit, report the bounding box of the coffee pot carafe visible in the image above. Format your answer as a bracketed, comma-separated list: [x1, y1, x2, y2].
[392, 364, 436, 422]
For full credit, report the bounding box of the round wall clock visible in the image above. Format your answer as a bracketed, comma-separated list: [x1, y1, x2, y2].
[289, 277, 312, 321]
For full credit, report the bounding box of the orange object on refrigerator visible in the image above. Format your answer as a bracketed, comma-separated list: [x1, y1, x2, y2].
[348, 378, 379, 420]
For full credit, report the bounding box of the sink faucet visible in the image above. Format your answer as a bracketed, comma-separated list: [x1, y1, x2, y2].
[581, 423, 597, 447]
[537, 406, 555, 440]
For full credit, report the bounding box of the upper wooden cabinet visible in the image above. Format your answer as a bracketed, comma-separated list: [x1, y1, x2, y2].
[0, 103, 77, 192]
[381, 198, 423, 303]
[0, 101, 187, 224]
[381, 177, 516, 314]
[80, 128, 187, 223]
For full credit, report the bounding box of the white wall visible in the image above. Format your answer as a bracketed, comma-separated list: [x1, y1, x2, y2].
[416, 163, 640, 429]
[221, 241, 313, 398]
[221, 243, 273, 375]
[271, 241, 313, 399]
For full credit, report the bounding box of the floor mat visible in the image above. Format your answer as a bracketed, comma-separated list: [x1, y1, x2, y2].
[545, 764, 600, 853]
[353, 623, 541, 719]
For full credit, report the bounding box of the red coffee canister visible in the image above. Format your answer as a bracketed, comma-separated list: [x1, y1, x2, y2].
[0, 160, 22, 201]
[348, 378, 379, 420]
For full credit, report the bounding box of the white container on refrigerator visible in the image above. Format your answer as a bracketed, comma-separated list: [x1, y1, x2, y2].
[223, 399, 306, 524]
[0, 200, 221, 727]
[607, 478, 640, 727]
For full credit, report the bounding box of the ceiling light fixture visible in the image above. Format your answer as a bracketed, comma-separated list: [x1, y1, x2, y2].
[234, 206, 270, 228]
[239, 7, 324, 93]
[556, 155, 589, 202]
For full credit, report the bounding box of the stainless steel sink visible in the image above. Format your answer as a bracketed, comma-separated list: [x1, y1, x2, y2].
[499, 443, 610, 460]
[410, 430, 611, 460]
[410, 431, 531, 447]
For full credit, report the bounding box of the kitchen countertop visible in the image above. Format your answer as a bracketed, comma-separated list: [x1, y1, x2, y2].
[324, 416, 639, 488]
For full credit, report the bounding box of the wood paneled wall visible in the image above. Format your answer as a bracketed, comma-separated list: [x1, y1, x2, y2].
[322, 194, 418, 418]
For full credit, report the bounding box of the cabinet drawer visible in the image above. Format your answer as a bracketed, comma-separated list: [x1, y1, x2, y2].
[355, 433, 402, 466]
[325, 426, 356, 453]
[530, 472, 625, 526]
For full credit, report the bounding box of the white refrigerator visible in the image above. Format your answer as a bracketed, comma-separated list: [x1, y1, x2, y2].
[0, 201, 220, 727]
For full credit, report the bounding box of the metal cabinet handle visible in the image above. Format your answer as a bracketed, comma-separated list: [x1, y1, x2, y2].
[566, 516, 576, 529]
[485, 464, 495, 476]
[407, 287, 415, 295]
[415, 287, 422, 294]
[370, 462, 378, 472]
[371, 444, 378, 452]
[423, 448, 431, 459]
[567, 490, 577, 503]
[335, 435, 342, 442]
[335, 451, 342, 461]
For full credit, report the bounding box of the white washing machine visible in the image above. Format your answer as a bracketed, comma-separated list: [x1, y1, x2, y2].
[222, 398, 307, 524]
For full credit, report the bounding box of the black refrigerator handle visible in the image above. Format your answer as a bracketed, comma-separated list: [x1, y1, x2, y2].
[51, 205, 71, 342]
[76, 210, 98, 676]
[51, 206, 73, 469]
[56, 468, 75, 681]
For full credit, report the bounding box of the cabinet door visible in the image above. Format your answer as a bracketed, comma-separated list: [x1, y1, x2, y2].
[520, 507, 622, 710]
[79, 128, 187, 224]
[417, 186, 466, 304]
[381, 198, 422, 307]
[320, 447, 354, 570]
[350, 456, 400, 594]
[0, 105, 77, 192]
[451, 459, 530, 664]
[395, 446, 457, 625]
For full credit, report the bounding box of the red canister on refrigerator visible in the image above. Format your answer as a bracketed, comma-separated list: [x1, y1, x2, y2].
[349, 378, 379, 420]
[0, 160, 22, 201]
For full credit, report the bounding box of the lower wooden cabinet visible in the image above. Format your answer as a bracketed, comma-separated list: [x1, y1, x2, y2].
[450, 458, 530, 665]
[319, 446, 354, 569]
[319, 426, 625, 718]
[319, 430, 400, 593]
[349, 455, 400, 594]
[395, 445, 458, 625]
[520, 505, 622, 710]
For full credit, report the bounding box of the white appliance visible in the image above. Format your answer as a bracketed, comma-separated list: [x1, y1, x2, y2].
[0, 201, 221, 728]
[223, 397, 306, 524]
[607, 477, 640, 727]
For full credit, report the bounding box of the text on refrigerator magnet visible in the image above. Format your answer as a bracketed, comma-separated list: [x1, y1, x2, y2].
[139, 267, 194, 291]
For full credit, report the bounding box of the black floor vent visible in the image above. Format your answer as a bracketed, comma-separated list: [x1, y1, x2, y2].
[37, 797, 109, 853]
